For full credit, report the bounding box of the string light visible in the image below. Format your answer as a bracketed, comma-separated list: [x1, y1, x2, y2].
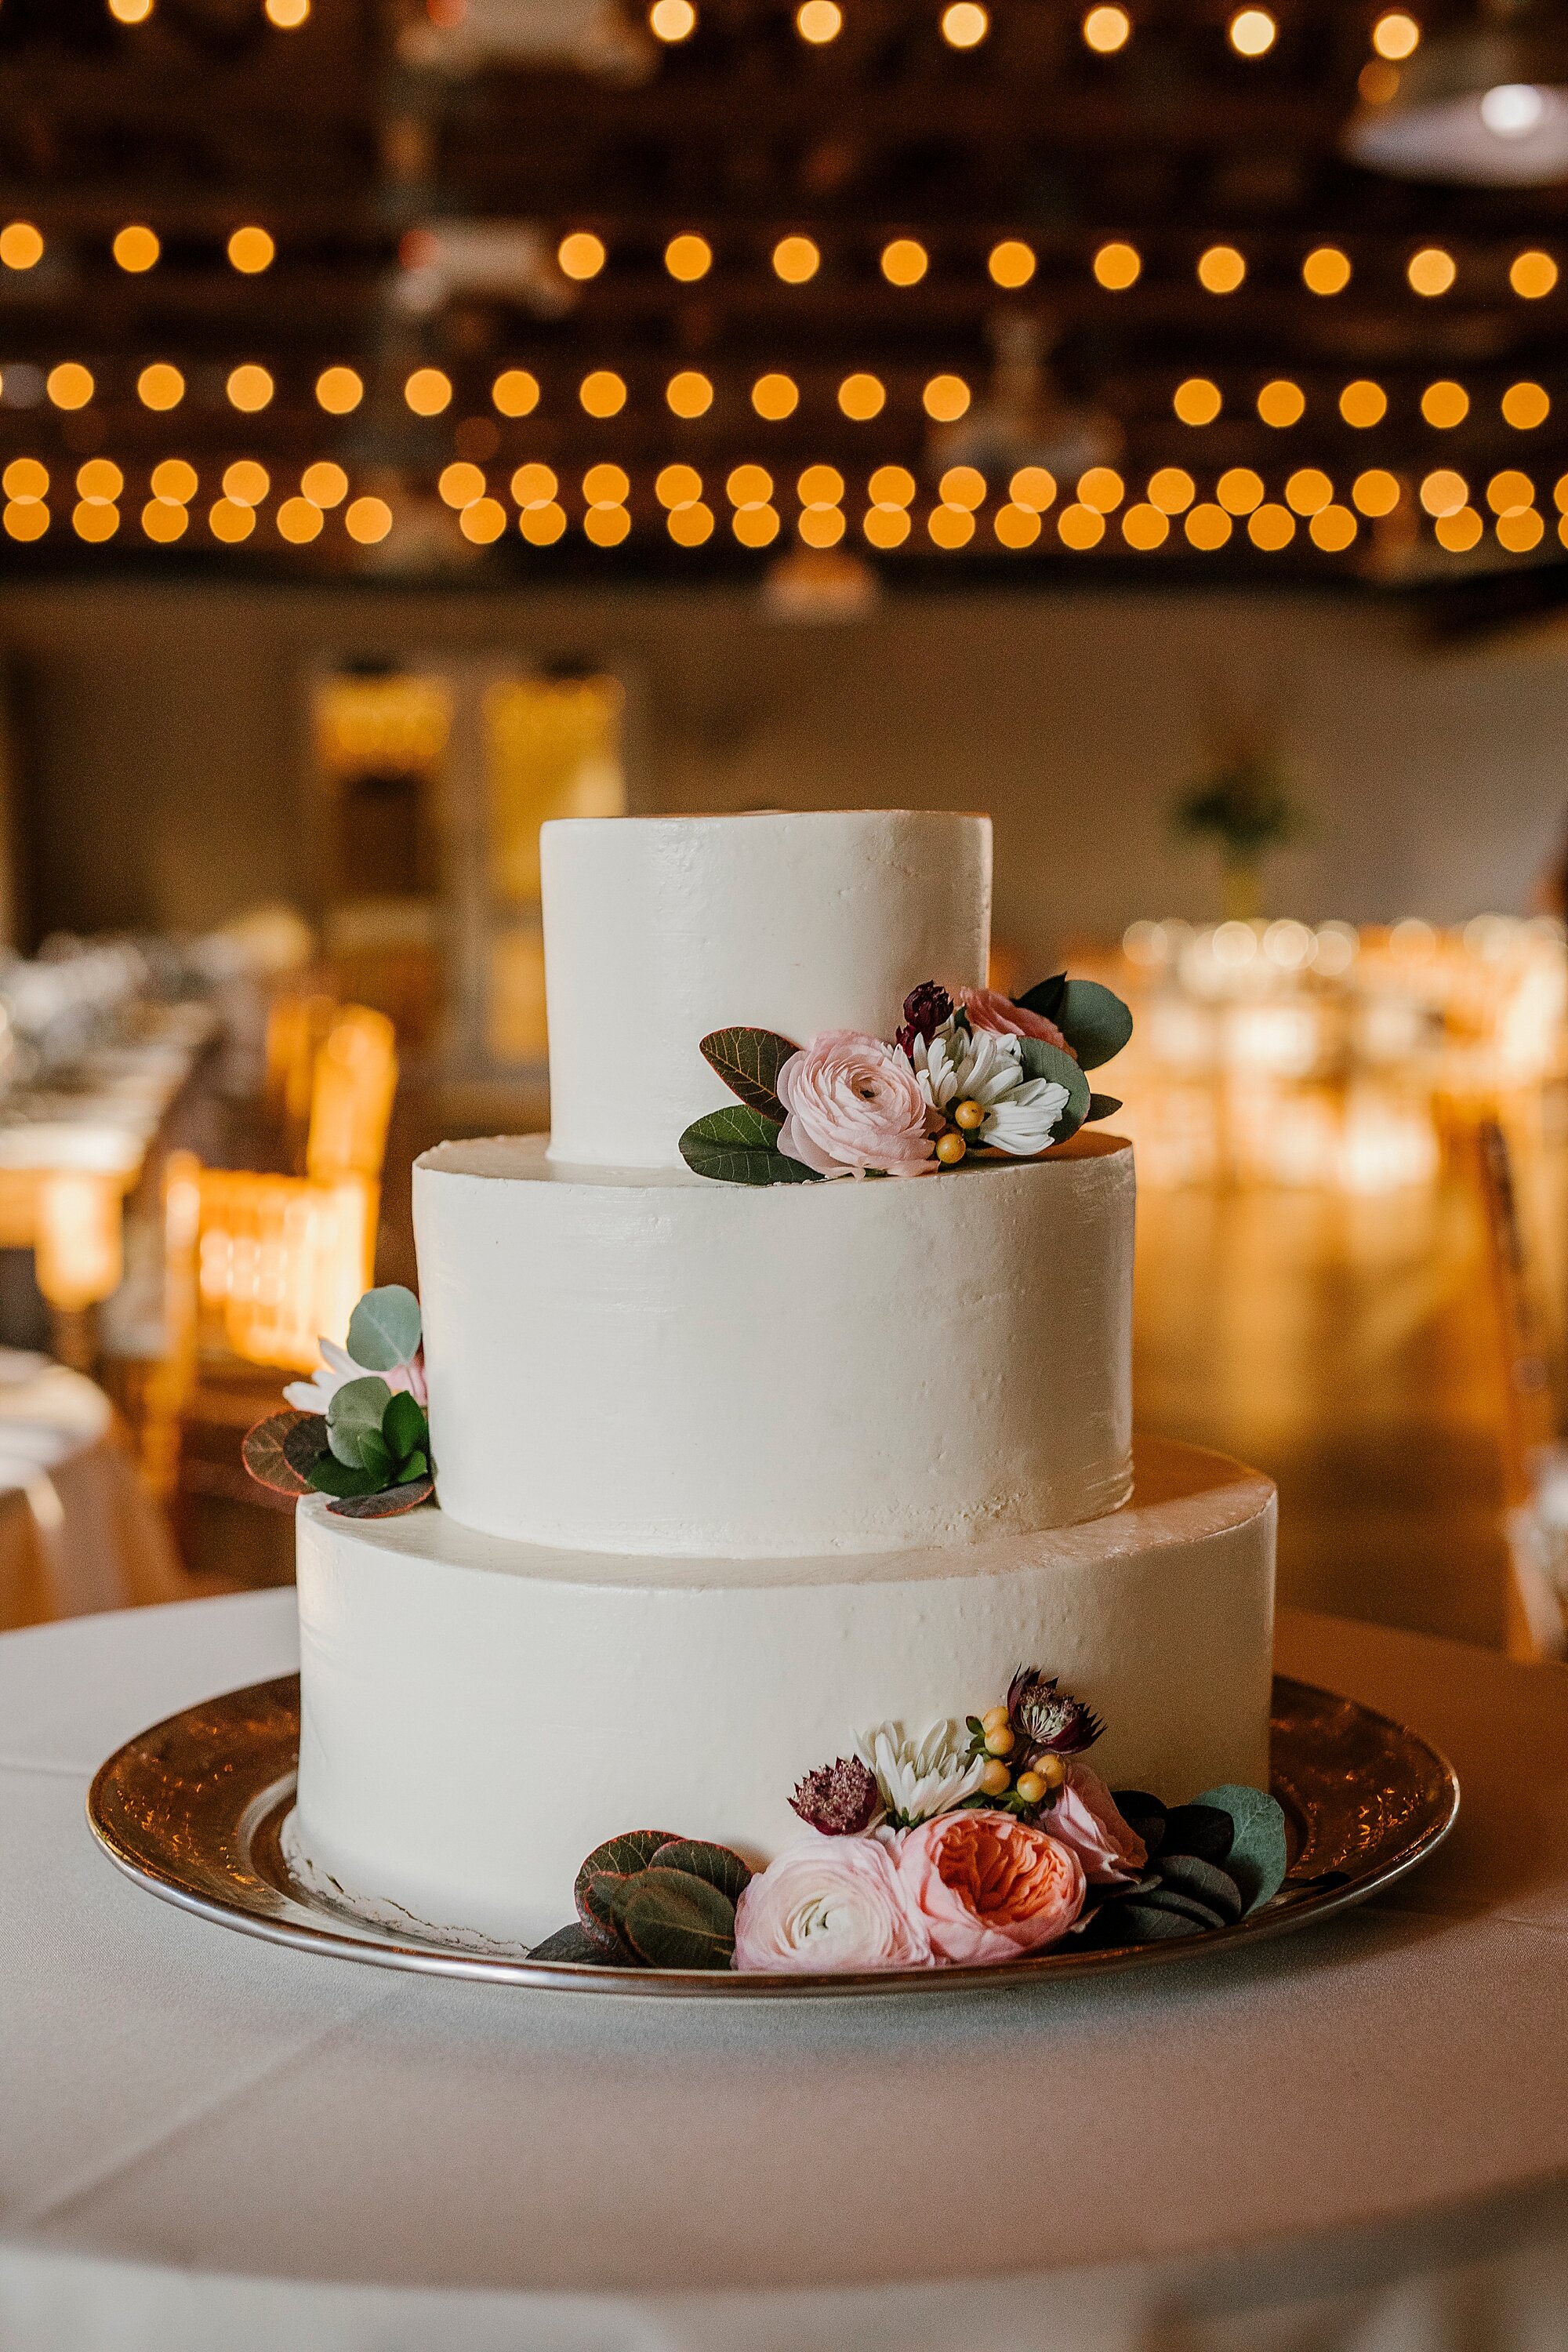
[988, 240, 1035, 289]
[882, 238, 928, 287]
[1082, 7, 1131, 53]
[1217, 467, 1264, 514]
[74, 496, 118, 543]
[1284, 467, 1332, 515]
[557, 232, 606, 281]
[579, 370, 626, 417]
[870, 466, 917, 507]
[209, 499, 255, 544]
[0, 223, 43, 270]
[922, 373, 970, 421]
[1419, 469, 1468, 517]
[265, 0, 312, 24]
[1407, 247, 1455, 296]
[797, 0, 841, 40]
[513, 463, 558, 507]
[1185, 505, 1232, 550]
[727, 465, 771, 506]
[586, 506, 632, 546]
[1228, 9, 1276, 58]
[227, 226, 275, 274]
[46, 365, 94, 410]
[1359, 59, 1399, 104]
[665, 234, 712, 281]
[1302, 246, 1351, 295]
[1352, 470, 1400, 516]
[838, 373, 885, 419]
[1174, 377, 1221, 425]
[78, 459, 122, 504]
[666, 370, 713, 417]
[1198, 245, 1245, 293]
[3, 460, 47, 503]
[1257, 379, 1304, 427]
[1093, 241, 1141, 290]
[1123, 506, 1169, 550]
[4, 500, 49, 542]
[1077, 466, 1123, 513]
[107, 0, 154, 22]
[941, 3, 989, 48]
[461, 498, 506, 544]
[520, 497, 567, 544]
[656, 463, 702, 508]
[994, 505, 1040, 549]
[492, 368, 539, 417]
[1371, 12, 1419, 61]
[151, 460, 197, 503]
[1487, 470, 1534, 515]
[752, 373, 799, 419]
[1435, 507, 1481, 552]
[1310, 506, 1357, 552]
[136, 363, 183, 410]
[670, 501, 714, 546]
[301, 462, 347, 506]
[1421, 380, 1468, 428]
[223, 461, 270, 506]
[649, 0, 696, 38]
[586, 463, 631, 504]
[345, 496, 394, 545]
[1497, 509, 1543, 552]
[438, 463, 487, 509]
[1511, 250, 1558, 299]
[227, 365, 274, 412]
[1148, 468, 1194, 514]
[1009, 466, 1055, 512]
[316, 366, 364, 414]
[929, 504, 974, 548]
[113, 225, 159, 272]
[277, 497, 324, 543]
[1502, 383, 1550, 429]
[401, 366, 450, 415]
[1340, 379, 1387, 427]
[142, 498, 187, 543]
[1249, 504, 1294, 550]
[773, 235, 820, 284]
[1058, 505, 1105, 550]
[939, 465, 986, 510]
[864, 506, 910, 549]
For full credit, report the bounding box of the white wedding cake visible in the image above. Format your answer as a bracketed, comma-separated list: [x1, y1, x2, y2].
[289, 811, 1276, 1951]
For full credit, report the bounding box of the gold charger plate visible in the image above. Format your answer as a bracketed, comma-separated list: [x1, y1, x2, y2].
[88, 1674, 1457, 1998]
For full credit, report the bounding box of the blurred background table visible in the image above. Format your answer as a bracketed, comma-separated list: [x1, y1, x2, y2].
[0, 1349, 181, 1627]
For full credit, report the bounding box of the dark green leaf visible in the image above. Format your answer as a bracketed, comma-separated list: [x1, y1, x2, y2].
[307, 1452, 383, 1499]
[383, 1388, 428, 1460]
[395, 1450, 428, 1483]
[1086, 1094, 1123, 1123]
[699, 1027, 800, 1120]
[358, 1430, 394, 1483]
[325, 1475, 434, 1519]
[679, 1104, 821, 1186]
[651, 1839, 753, 1904]
[1137, 1884, 1229, 1931]
[1054, 979, 1134, 1072]
[1100, 1901, 1202, 1945]
[1160, 1802, 1236, 1866]
[326, 1374, 392, 1468]
[1018, 1038, 1092, 1145]
[574, 1830, 681, 1951]
[1154, 1853, 1243, 1922]
[241, 1413, 316, 1498]
[611, 1867, 736, 1969]
[1194, 1784, 1290, 1912]
[528, 1922, 636, 1965]
[347, 1284, 423, 1373]
[1015, 974, 1067, 1023]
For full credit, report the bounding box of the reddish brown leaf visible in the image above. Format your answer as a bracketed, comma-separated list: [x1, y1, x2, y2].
[325, 1475, 434, 1519]
[241, 1413, 314, 1499]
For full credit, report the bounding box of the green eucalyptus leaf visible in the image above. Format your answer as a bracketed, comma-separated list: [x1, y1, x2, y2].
[383, 1388, 428, 1461]
[679, 1104, 821, 1186]
[1018, 1038, 1092, 1144]
[326, 1374, 392, 1467]
[1086, 1094, 1123, 1123]
[1137, 1884, 1229, 1931]
[306, 1452, 383, 1499]
[611, 1867, 736, 1969]
[1100, 1901, 1200, 1945]
[1054, 979, 1134, 1072]
[699, 1028, 800, 1120]
[1154, 1852, 1243, 1922]
[358, 1429, 394, 1483]
[1194, 1784, 1290, 1912]
[1159, 1802, 1236, 1866]
[650, 1838, 753, 1905]
[347, 1284, 423, 1373]
[1015, 974, 1067, 1023]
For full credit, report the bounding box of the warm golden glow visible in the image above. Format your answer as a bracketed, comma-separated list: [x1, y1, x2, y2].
[1302, 245, 1351, 296]
[797, 0, 841, 42]
[1502, 381, 1550, 430]
[1217, 466, 1263, 514]
[69, 506, 113, 549]
[1285, 467, 1332, 515]
[227, 364, 274, 412]
[1083, 6, 1131, 53]
[1435, 507, 1481, 552]
[665, 234, 712, 281]
[733, 505, 779, 547]
[77, 459, 122, 503]
[1009, 465, 1057, 512]
[439, 461, 487, 509]
[519, 501, 567, 544]
[460, 497, 506, 544]
[1371, 12, 1419, 61]
[209, 498, 256, 544]
[656, 462, 703, 508]
[558, 231, 606, 281]
[1340, 379, 1387, 428]
[994, 503, 1040, 548]
[228, 225, 275, 274]
[864, 506, 911, 549]
[670, 501, 715, 546]
[142, 499, 187, 543]
[928, 504, 975, 549]
[1310, 505, 1357, 551]
[586, 463, 631, 504]
[870, 464, 917, 508]
[1487, 469, 1535, 516]
[1198, 244, 1246, 294]
[800, 506, 846, 547]
[881, 238, 928, 287]
[774, 235, 820, 284]
[1497, 508, 1544, 552]
[752, 372, 799, 420]
[941, 2, 989, 47]
[223, 460, 270, 506]
[988, 239, 1036, 289]
[1557, 474, 1568, 514]
[649, 0, 696, 38]
[492, 368, 539, 418]
[3, 502, 49, 542]
[1352, 469, 1399, 517]
[46, 364, 94, 410]
[1057, 504, 1105, 550]
[1174, 377, 1221, 426]
[113, 224, 159, 272]
[1248, 503, 1294, 550]
[108, 0, 154, 20]
[405, 366, 452, 416]
[512, 463, 559, 506]
[265, 0, 311, 23]
[151, 459, 197, 504]
[2, 459, 46, 503]
[1229, 9, 1276, 56]
[301, 461, 348, 507]
[579, 370, 626, 417]
[1359, 59, 1399, 103]
[1511, 249, 1558, 299]
[344, 495, 393, 544]
[798, 463, 844, 505]
[1420, 468, 1468, 517]
[137, 362, 183, 410]
[938, 465, 986, 511]
[586, 505, 632, 546]
[838, 372, 885, 420]
[317, 365, 364, 414]
[1093, 241, 1141, 290]
[1257, 379, 1304, 427]
[278, 495, 324, 543]
[1407, 247, 1455, 296]
[0, 222, 43, 270]
[1122, 504, 1169, 550]
[666, 370, 713, 418]
[1421, 379, 1468, 428]
[923, 373, 971, 422]
[1077, 466, 1124, 514]
[1148, 467, 1194, 514]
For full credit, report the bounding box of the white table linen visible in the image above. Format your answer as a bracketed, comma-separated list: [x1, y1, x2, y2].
[1, 1593, 1565, 2352]
[0, 1353, 182, 1626]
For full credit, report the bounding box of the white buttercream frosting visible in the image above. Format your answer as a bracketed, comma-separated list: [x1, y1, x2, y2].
[416, 1130, 1134, 1557]
[292, 1439, 1277, 1948]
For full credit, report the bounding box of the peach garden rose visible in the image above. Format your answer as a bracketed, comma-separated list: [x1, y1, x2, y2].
[775, 1029, 938, 1179]
[897, 1808, 1086, 1963]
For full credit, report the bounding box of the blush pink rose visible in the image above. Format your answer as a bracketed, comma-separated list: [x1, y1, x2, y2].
[953, 985, 1073, 1054]
[775, 1030, 938, 1179]
[733, 1835, 934, 1973]
[1042, 1762, 1148, 1886]
[897, 1809, 1086, 1964]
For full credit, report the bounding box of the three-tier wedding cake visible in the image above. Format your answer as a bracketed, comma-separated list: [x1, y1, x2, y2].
[289, 810, 1276, 1952]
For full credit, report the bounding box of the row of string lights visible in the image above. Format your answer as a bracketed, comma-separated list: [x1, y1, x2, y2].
[5, 452, 1565, 557]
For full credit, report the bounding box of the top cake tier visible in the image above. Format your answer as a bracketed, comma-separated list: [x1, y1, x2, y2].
[543, 809, 992, 1169]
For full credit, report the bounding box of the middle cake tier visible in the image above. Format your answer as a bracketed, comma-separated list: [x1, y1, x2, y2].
[416, 1130, 1134, 1556]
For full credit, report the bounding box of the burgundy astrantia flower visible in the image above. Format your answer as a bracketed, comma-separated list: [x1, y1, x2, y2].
[1007, 1668, 1105, 1759]
[894, 980, 956, 1060]
[789, 1755, 881, 1836]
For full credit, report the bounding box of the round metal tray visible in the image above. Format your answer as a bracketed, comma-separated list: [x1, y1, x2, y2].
[89, 1672, 1458, 1998]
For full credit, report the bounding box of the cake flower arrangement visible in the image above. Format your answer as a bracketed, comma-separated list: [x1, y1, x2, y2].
[241, 1283, 436, 1519]
[679, 971, 1133, 1185]
[534, 1671, 1290, 1974]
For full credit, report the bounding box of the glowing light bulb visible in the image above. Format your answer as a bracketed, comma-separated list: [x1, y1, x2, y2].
[1481, 84, 1545, 138]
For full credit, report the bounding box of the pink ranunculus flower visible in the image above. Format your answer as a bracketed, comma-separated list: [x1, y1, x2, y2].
[1040, 1762, 1148, 1886]
[953, 985, 1073, 1054]
[898, 1809, 1086, 1964]
[733, 1835, 935, 1973]
[775, 1030, 938, 1179]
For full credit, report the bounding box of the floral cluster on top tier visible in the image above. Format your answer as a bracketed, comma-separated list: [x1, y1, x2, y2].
[535, 1671, 1290, 1976]
[679, 971, 1133, 1185]
[241, 1283, 435, 1521]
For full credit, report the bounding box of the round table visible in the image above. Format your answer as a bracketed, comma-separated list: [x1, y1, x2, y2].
[2, 1593, 1565, 2352]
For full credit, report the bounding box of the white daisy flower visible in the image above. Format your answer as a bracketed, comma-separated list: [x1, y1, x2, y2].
[855, 1720, 988, 1828]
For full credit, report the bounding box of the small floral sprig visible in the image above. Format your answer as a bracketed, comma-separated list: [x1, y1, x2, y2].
[679, 973, 1133, 1186]
[241, 1284, 435, 1519]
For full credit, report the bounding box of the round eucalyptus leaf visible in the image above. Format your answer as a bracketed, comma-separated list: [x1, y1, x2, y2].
[347, 1284, 423, 1373]
[1017, 1038, 1092, 1143]
[326, 1374, 393, 1468]
[1193, 1784, 1290, 1912]
[1055, 980, 1134, 1071]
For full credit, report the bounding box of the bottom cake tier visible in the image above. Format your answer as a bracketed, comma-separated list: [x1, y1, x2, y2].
[291, 1436, 1276, 1948]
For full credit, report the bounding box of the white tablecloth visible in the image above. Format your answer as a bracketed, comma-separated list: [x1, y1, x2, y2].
[0, 1352, 183, 1628]
[2, 1594, 1565, 2352]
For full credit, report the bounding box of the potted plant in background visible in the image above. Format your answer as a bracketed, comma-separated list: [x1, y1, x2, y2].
[1174, 731, 1305, 922]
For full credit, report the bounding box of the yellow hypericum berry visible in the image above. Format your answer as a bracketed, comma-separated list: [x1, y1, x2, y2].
[978, 1759, 1012, 1797]
[953, 1098, 986, 1131]
[982, 1704, 1011, 1732]
[1041, 1755, 1067, 1788]
[1015, 1771, 1047, 1806]
[984, 1724, 1015, 1757]
[935, 1131, 967, 1164]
